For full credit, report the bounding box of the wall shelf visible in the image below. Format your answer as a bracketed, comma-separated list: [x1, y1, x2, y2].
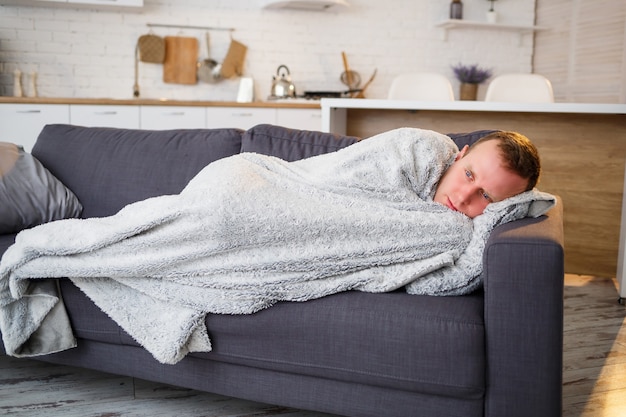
[436, 19, 547, 44]
[0, 0, 143, 10]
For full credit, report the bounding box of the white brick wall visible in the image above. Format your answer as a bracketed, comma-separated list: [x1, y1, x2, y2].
[0, 0, 537, 101]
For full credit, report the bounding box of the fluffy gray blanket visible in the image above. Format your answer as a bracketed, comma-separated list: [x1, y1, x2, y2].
[0, 128, 556, 364]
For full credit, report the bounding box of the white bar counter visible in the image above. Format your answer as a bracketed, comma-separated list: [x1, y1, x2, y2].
[320, 98, 626, 135]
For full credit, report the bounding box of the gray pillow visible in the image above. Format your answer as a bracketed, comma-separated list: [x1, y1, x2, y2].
[0, 142, 82, 234]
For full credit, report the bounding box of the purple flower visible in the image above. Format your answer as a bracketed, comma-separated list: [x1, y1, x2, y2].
[451, 63, 493, 84]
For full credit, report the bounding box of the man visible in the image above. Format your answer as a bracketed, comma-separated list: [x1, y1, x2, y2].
[433, 131, 541, 219]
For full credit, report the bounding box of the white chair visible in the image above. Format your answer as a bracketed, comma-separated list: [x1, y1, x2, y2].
[485, 73, 555, 103]
[387, 73, 455, 101]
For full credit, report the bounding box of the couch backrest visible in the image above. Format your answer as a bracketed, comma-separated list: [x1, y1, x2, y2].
[31, 124, 495, 220]
[32, 125, 244, 218]
[447, 129, 498, 149]
[241, 124, 360, 161]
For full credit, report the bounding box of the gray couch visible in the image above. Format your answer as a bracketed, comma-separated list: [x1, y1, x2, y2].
[0, 123, 564, 417]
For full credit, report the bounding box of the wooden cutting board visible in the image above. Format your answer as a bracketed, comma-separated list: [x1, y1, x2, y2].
[163, 36, 198, 85]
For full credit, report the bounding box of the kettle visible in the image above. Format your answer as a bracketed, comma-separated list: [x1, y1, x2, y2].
[270, 65, 296, 98]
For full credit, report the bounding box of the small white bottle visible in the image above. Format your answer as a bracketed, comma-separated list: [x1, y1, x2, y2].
[27, 71, 38, 98]
[13, 69, 23, 97]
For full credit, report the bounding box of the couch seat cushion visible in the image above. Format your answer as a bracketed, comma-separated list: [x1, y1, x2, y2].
[203, 290, 485, 399]
[0, 234, 16, 256]
[60, 278, 485, 400]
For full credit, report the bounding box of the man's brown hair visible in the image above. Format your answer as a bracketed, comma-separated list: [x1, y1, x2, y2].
[467, 131, 541, 191]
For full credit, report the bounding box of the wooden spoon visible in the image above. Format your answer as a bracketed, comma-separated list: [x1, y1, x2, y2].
[341, 51, 353, 88]
[354, 69, 377, 98]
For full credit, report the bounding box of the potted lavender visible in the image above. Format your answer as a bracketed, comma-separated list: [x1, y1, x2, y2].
[451, 63, 493, 100]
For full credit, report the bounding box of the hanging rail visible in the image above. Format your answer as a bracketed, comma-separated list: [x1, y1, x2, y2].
[146, 23, 235, 32]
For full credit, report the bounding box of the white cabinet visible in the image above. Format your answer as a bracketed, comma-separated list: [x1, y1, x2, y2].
[140, 106, 206, 130]
[207, 107, 321, 130]
[0, 102, 322, 151]
[206, 107, 276, 130]
[0, 103, 69, 152]
[70, 105, 140, 129]
[276, 108, 322, 131]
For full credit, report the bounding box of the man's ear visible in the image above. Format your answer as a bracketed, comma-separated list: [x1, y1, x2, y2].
[455, 145, 469, 161]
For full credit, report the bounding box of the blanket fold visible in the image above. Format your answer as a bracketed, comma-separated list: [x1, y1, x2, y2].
[0, 128, 556, 364]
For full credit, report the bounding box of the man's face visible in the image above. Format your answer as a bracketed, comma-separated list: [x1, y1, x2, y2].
[433, 140, 529, 219]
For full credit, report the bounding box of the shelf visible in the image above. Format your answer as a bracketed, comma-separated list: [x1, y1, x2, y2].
[0, 0, 143, 10]
[436, 19, 547, 44]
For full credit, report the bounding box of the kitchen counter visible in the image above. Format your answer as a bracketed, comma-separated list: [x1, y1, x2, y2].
[320, 98, 626, 298]
[320, 98, 626, 113]
[320, 98, 626, 134]
[0, 96, 321, 109]
[0, 96, 324, 154]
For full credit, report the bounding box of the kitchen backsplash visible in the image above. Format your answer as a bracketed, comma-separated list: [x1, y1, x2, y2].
[0, 0, 536, 101]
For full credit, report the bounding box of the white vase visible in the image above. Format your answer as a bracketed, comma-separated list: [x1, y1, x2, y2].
[486, 10, 497, 24]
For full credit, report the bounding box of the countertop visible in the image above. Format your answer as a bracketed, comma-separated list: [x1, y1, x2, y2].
[0, 96, 321, 109]
[320, 98, 626, 114]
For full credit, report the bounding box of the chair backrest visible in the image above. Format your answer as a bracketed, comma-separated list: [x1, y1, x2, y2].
[485, 73, 555, 103]
[387, 73, 455, 101]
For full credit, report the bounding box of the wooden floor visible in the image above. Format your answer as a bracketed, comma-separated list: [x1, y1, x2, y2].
[0, 274, 624, 417]
[561, 274, 626, 417]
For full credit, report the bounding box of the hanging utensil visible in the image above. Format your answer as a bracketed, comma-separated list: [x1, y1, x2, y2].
[133, 33, 165, 97]
[197, 32, 219, 83]
[220, 38, 248, 79]
[137, 34, 165, 63]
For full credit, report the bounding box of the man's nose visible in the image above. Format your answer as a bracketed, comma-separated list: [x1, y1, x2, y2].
[457, 185, 476, 205]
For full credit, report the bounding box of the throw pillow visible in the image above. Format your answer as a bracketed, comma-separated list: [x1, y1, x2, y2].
[0, 142, 82, 234]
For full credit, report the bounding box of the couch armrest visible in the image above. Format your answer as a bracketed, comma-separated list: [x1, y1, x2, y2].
[483, 198, 564, 417]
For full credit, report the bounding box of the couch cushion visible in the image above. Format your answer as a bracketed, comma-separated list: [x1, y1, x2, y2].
[203, 291, 485, 399]
[59, 279, 136, 346]
[241, 124, 360, 161]
[31, 125, 244, 218]
[60, 277, 485, 400]
[0, 142, 82, 233]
